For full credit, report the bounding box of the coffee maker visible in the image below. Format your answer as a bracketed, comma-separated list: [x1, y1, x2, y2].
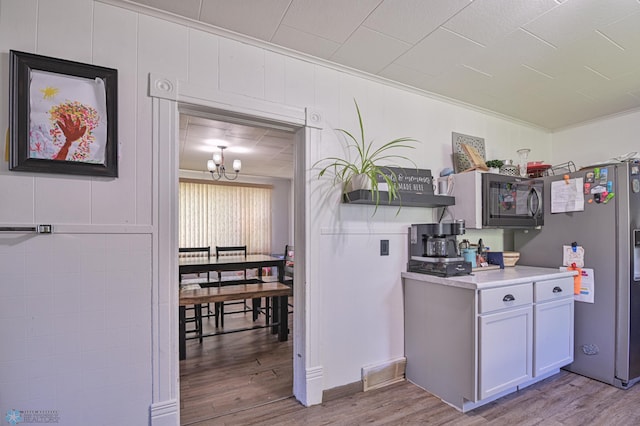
[407, 221, 472, 277]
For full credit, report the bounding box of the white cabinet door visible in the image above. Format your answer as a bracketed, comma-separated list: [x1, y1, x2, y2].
[479, 306, 533, 400]
[534, 297, 574, 376]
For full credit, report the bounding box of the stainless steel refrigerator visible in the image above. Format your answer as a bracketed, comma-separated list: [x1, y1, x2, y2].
[515, 161, 640, 388]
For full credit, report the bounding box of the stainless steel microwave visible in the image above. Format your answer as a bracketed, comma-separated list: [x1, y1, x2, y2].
[481, 173, 544, 228]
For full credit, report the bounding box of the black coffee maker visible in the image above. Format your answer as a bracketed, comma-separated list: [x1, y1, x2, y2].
[407, 221, 472, 277]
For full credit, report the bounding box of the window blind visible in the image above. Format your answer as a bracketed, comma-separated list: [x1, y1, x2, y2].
[179, 181, 272, 255]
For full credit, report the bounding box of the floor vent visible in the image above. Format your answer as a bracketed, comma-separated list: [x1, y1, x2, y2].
[362, 357, 406, 392]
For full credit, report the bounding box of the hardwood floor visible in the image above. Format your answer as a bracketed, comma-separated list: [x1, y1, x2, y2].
[181, 307, 640, 425]
[180, 301, 294, 425]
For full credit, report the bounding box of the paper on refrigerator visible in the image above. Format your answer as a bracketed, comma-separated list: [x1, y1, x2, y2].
[561, 266, 594, 303]
[563, 244, 584, 267]
[551, 177, 584, 213]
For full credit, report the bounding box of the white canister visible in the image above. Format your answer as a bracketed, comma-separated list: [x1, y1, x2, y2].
[437, 178, 449, 195]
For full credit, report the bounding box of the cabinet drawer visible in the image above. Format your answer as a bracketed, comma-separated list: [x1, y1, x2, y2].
[535, 277, 574, 303]
[479, 283, 532, 314]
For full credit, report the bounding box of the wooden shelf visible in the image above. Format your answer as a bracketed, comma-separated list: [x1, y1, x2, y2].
[342, 190, 455, 208]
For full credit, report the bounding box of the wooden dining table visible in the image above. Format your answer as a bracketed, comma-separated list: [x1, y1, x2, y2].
[178, 254, 288, 360]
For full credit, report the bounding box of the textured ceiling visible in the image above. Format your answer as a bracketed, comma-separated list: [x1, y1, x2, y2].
[179, 115, 295, 179]
[128, 0, 640, 178]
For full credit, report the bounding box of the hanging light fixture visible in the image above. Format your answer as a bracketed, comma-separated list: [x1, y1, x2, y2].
[207, 145, 241, 180]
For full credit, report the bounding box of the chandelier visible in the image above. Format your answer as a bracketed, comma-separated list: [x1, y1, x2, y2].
[207, 146, 241, 180]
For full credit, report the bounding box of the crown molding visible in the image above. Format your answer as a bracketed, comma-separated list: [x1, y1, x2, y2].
[99, 0, 549, 133]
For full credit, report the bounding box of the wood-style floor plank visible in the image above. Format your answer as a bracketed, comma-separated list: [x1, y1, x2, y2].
[181, 304, 640, 425]
[191, 372, 640, 426]
[180, 303, 294, 425]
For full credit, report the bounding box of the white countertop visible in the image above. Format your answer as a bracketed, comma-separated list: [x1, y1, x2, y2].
[402, 265, 577, 290]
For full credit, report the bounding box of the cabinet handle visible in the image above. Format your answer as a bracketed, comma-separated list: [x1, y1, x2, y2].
[552, 286, 563, 293]
[503, 294, 515, 302]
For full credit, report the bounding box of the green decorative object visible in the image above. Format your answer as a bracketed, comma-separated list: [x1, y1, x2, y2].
[485, 159, 504, 169]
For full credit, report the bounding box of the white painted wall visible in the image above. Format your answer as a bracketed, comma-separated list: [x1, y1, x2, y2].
[0, 1, 153, 424]
[309, 83, 551, 388]
[551, 110, 640, 168]
[0, 0, 556, 423]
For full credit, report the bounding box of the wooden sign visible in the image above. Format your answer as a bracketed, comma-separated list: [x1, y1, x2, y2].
[378, 167, 433, 195]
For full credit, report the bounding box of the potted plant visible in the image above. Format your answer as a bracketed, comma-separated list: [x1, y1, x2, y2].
[485, 159, 504, 174]
[314, 99, 419, 212]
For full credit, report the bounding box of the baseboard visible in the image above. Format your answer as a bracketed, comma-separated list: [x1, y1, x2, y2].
[362, 357, 407, 392]
[150, 399, 178, 426]
[297, 365, 323, 406]
[322, 381, 363, 403]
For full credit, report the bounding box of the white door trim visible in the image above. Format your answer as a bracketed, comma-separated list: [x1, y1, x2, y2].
[149, 73, 324, 424]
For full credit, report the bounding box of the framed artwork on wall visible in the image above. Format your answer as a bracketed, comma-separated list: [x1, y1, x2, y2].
[452, 132, 485, 173]
[9, 50, 118, 177]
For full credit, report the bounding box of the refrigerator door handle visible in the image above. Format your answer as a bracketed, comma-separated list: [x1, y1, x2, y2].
[634, 229, 640, 281]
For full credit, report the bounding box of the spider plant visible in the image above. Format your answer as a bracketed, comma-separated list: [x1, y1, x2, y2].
[314, 99, 419, 213]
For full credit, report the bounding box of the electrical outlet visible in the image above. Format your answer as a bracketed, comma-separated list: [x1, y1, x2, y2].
[380, 239, 389, 256]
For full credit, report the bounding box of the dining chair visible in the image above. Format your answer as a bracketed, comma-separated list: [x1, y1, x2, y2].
[215, 245, 248, 282]
[258, 245, 294, 325]
[179, 246, 215, 340]
[179, 246, 211, 284]
[283, 245, 294, 313]
[283, 245, 294, 285]
[214, 245, 254, 326]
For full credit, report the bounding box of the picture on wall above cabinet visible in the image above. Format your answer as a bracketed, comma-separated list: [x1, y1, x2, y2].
[8, 50, 118, 177]
[452, 132, 485, 173]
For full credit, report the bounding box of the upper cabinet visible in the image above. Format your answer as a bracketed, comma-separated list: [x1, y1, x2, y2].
[444, 171, 544, 229]
[443, 171, 483, 229]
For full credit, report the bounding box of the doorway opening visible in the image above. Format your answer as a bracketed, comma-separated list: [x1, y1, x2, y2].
[176, 106, 299, 424]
